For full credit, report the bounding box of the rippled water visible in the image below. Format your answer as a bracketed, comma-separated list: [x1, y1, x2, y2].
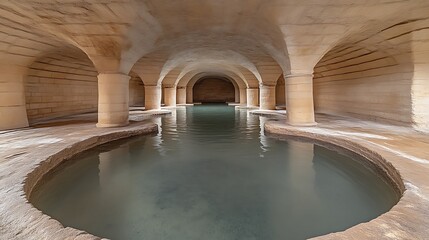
[31, 105, 398, 240]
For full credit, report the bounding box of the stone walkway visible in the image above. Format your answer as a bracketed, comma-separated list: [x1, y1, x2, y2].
[1, 110, 428, 239]
[265, 113, 429, 240]
[0, 111, 163, 240]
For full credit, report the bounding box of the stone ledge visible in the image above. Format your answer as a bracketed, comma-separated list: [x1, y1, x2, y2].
[0, 121, 158, 240]
[264, 120, 429, 239]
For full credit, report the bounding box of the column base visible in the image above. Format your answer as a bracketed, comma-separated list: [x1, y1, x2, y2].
[287, 121, 317, 127]
[96, 121, 129, 128]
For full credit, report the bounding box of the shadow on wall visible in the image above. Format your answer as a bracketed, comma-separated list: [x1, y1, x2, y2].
[193, 77, 235, 103]
[24, 51, 146, 125]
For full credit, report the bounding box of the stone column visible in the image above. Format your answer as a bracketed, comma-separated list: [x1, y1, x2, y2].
[145, 85, 161, 110]
[164, 86, 177, 107]
[259, 84, 276, 110]
[0, 65, 29, 130]
[177, 86, 187, 104]
[97, 73, 130, 128]
[239, 87, 247, 106]
[186, 87, 193, 104]
[246, 88, 259, 107]
[285, 74, 316, 126]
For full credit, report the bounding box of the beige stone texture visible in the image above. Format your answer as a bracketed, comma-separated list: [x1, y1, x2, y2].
[144, 85, 162, 110]
[176, 86, 187, 104]
[246, 88, 259, 107]
[259, 84, 276, 110]
[25, 52, 99, 123]
[0, 1, 429, 237]
[239, 87, 247, 106]
[164, 86, 177, 107]
[0, 65, 29, 130]
[193, 78, 235, 103]
[96, 73, 130, 128]
[276, 75, 285, 106]
[24, 52, 144, 125]
[285, 74, 316, 126]
[129, 75, 145, 106]
[186, 86, 194, 104]
[313, 17, 429, 132]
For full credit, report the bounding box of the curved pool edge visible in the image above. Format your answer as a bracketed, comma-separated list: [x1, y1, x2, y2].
[264, 120, 429, 240]
[0, 121, 157, 240]
[2, 112, 428, 239]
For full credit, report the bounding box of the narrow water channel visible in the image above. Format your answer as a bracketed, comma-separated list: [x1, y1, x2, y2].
[31, 105, 398, 240]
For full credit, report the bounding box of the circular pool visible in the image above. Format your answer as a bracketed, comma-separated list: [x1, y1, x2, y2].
[30, 106, 399, 240]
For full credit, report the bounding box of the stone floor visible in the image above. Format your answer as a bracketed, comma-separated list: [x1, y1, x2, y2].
[0, 111, 165, 240]
[1, 110, 428, 239]
[264, 113, 429, 240]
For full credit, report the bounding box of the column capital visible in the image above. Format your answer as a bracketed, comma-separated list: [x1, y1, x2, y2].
[284, 73, 314, 78]
[163, 84, 177, 89]
[145, 84, 161, 88]
[97, 73, 131, 84]
[97, 72, 130, 78]
[177, 86, 186, 89]
[259, 83, 276, 88]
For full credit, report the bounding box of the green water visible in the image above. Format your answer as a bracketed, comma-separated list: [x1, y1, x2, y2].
[31, 105, 398, 240]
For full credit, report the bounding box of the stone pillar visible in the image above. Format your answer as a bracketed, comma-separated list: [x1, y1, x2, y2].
[285, 74, 316, 126]
[239, 87, 247, 106]
[177, 86, 187, 104]
[186, 87, 193, 104]
[235, 87, 240, 103]
[144, 85, 161, 110]
[259, 84, 276, 110]
[97, 73, 130, 128]
[246, 88, 259, 107]
[164, 86, 177, 107]
[0, 65, 29, 130]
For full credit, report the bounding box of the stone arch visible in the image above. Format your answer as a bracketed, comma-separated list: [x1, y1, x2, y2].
[158, 49, 263, 86]
[313, 17, 429, 131]
[180, 71, 247, 104]
[24, 49, 145, 125]
[25, 49, 99, 124]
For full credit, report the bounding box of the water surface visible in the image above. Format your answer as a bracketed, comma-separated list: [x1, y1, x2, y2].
[32, 105, 398, 240]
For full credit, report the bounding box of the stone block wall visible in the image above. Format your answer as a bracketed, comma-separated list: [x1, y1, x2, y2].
[193, 78, 235, 103]
[276, 75, 285, 106]
[25, 52, 98, 123]
[313, 46, 413, 125]
[25, 52, 145, 123]
[129, 75, 145, 106]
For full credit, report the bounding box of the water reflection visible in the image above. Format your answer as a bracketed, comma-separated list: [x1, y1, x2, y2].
[31, 105, 398, 240]
[150, 116, 166, 156]
[259, 116, 269, 154]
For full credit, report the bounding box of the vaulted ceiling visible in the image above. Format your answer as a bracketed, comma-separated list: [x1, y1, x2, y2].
[1, 0, 428, 85]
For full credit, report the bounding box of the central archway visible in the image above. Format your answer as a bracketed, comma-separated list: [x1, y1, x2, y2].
[193, 77, 235, 103]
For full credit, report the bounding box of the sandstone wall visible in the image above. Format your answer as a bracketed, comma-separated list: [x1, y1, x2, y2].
[276, 75, 285, 106]
[313, 46, 413, 125]
[129, 75, 145, 106]
[314, 19, 429, 130]
[25, 53, 145, 123]
[25, 52, 99, 123]
[193, 78, 235, 103]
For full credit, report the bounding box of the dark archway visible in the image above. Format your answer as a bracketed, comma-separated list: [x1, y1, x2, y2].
[193, 77, 235, 103]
